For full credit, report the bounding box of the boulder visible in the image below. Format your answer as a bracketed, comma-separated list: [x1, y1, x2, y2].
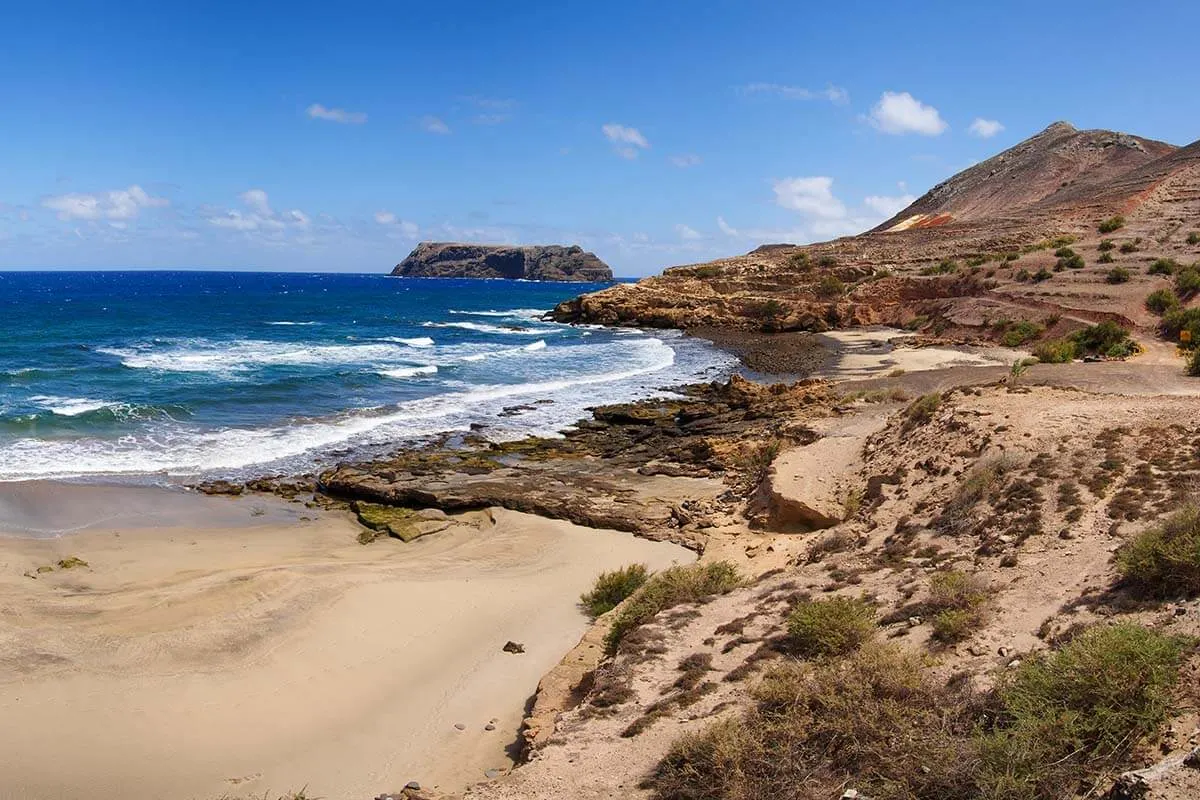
[391, 242, 613, 282]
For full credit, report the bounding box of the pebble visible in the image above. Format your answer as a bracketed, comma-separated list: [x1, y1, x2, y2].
[405, 782, 421, 791]
[454, 723, 466, 731]
[490, 717, 499, 724]
[998, 646, 1011, 657]
[485, 723, 496, 731]
[485, 768, 502, 779]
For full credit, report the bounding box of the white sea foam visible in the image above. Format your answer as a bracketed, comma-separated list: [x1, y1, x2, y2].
[378, 336, 435, 348]
[0, 337, 709, 481]
[28, 395, 115, 416]
[378, 365, 438, 379]
[265, 321, 321, 326]
[423, 321, 549, 336]
[98, 339, 428, 373]
[524, 340, 547, 351]
[448, 308, 549, 320]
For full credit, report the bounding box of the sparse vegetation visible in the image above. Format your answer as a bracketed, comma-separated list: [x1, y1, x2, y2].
[787, 251, 811, 271]
[814, 274, 845, 298]
[1014, 267, 1031, 282]
[1176, 266, 1200, 299]
[1033, 337, 1076, 363]
[921, 259, 960, 275]
[1031, 267, 1053, 282]
[927, 569, 989, 643]
[1149, 258, 1180, 276]
[1098, 215, 1125, 233]
[1098, 239, 1116, 252]
[1056, 252, 1085, 270]
[1072, 320, 1137, 358]
[817, 255, 838, 268]
[995, 319, 1043, 347]
[1145, 288, 1180, 316]
[648, 624, 1189, 800]
[903, 393, 942, 429]
[1098, 251, 1115, 264]
[1105, 266, 1131, 284]
[581, 564, 650, 618]
[1120, 240, 1140, 254]
[785, 596, 875, 658]
[1188, 231, 1200, 246]
[605, 562, 742, 653]
[1190, 348, 1200, 377]
[1117, 505, 1200, 597]
[1159, 307, 1200, 347]
[735, 438, 780, 490]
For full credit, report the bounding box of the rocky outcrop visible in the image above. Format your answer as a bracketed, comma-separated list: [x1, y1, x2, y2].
[391, 242, 613, 282]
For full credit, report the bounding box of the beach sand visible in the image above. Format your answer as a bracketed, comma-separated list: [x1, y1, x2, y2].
[0, 485, 691, 800]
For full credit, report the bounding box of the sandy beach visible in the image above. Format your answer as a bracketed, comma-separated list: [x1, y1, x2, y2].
[0, 485, 690, 800]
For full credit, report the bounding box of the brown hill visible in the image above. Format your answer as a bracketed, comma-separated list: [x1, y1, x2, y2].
[553, 122, 1199, 358]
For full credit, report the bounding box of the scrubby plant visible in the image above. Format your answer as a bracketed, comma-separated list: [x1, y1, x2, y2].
[1098, 251, 1115, 264]
[787, 251, 812, 271]
[921, 259, 960, 275]
[1190, 348, 1200, 377]
[903, 393, 942, 428]
[1120, 240, 1140, 254]
[1176, 266, 1200, 299]
[1105, 266, 1131, 284]
[1032, 267, 1053, 282]
[815, 274, 845, 298]
[927, 569, 989, 643]
[605, 562, 741, 653]
[1159, 307, 1200, 347]
[581, 564, 650, 618]
[1098, 239, 1116, 252]
[997, 319, 1044, 347]
[817, 255, 838, 268]
[1149, 258, 1180, 276]
[1188, 231, 1200, 246]
[1145, 288, 1180, 316]
[1003, 251, 1020, 262]
[1117, 505, 1200, 597]
[1053, 246, 1076, 258]
[1098, 215, 1125, 233]
[1071, 320, 1136, 358]
[786, 596, 876, 658]
[1033, 337, 1076, 363]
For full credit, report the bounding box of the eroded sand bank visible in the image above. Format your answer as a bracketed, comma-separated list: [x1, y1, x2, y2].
[0, 486, 690, 800]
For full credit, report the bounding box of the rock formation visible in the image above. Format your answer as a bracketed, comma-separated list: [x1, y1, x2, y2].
[391, 242, 613, 282]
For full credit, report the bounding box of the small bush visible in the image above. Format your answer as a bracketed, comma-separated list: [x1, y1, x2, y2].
[903, 393, 942, 428]
[1160, 307, 1200, 347]
[1149, 258, 1180, 276]
[581, 564, 650, 618]
[1188, 231, 1200, 246]
[921, 259, 960, 275]
[1032, 267, 1053, 282]
[788, 251, 812, 271]
[1098, 251, 1115, 264]
[1176, 267, 1200, 299]
[1053, 246, 1076, 259]
[786, 596, 876, 658]
[1106, 267, 1131, 284]
[998, 320, 1044, 347]
[1190, 348, 1200, 376]
[1033, 337, 1077, 363]
[1120, 240, 1139, 254]
[605, 562, 742, 652]
[817, 255, 838, 268]
[814, 274, 846, 298]
[1098, 215, 1125, 233]
[1098, 239, 1116, 252]
[1117, 505, 1200, 597]
[927, 570, 989, 643]
[1145, 288, 1180, 316]
[1014, 268, 1031, 282]
[1072, 320, 1134, 358]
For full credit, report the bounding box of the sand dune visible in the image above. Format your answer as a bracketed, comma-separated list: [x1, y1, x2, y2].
[0, 493, 690, 800]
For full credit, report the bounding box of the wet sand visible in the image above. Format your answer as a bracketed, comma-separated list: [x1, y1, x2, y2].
[0, 485, 691, 800]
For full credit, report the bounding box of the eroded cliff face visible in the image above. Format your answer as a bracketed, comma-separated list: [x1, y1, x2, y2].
[391, 242, 614, 282]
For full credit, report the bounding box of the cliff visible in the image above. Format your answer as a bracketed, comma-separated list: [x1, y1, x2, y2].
[391, 242, 614, 282]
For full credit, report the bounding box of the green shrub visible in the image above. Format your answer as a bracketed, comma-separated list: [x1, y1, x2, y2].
[815, 274, 845, 298]
[1120, 240, 1139, 254]
[1188, 232, 1200, 246]
[927, 570, 989, 643]
[788, 251, 812, 271]
[1058, 253, 1085, 270]
[1117, 506, 1200, 597]
[1145, 288, 1180, 316]
[1014, 268, 1031, 282]
[786, 596, 876, 658]
[921, 259, 960, 275]
[1098, 251, 1115, 264]
[978, 624, 1188, 797]
[1105, 267, 1131, 284]
[1098, 215, 1125, 233]
[581, 564, 650, 618]
[904, 393, 942, 428]
[1071, 320, 1134, 358]
[1098, 239, 1116, 252]
[1160, 307, 1200, 347]
[1176, 267, 1200, 298]
[1190, 348, 1200, 377]
[605, 562, 742, 653]
[1149, 258, 1180, 276]
[998, 320, 1044, 347]
[1053, 246, 1076, 259]
[1003, 252, 1020, 262]
[1033, 337, 1077, 363]
[817, 255, 838, 268]
[1032, 267, 1053, 282]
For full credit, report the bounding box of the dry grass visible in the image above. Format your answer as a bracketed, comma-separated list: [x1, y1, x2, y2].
[580, 563, 650, 618]
[606, 562, 743, 654]
[785, 596, 876, 658]
[1117, 505, 1200, 598]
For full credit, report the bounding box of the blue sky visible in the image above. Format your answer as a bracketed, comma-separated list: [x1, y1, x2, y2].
[1, 1, 1197, 277]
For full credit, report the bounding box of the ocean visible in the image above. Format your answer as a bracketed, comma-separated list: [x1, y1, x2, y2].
[0, 271, 734, 482]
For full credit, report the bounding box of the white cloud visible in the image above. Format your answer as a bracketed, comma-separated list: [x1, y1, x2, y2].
[717, 216, 739, 237]
[741, 83, 849, 105]
[306, 103, 368, 125]
[669, 154, 702, 168]
[207, 189, 309, 234]
[602, 123, 650, 159]
[863, 193, 917, 218]
[869, 91, 947, 136]
[772, 176, 846, 219]
[969, 117, 1004, 138]
[42, 185, 168, 221]
[675, 224, 702, 240]
[375, 209, 419, 238]
[420, 115, 451, 135]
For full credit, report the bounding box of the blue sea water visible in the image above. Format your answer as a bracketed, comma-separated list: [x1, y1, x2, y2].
[0, 271, 733, 482]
